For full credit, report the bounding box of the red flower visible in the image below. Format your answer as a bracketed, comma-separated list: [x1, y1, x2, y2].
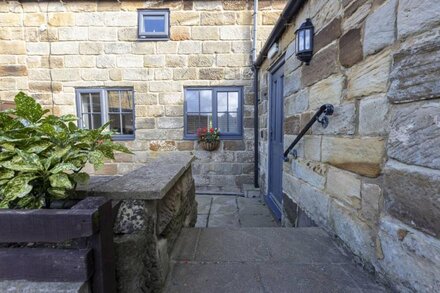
[210, 128, 214, 133]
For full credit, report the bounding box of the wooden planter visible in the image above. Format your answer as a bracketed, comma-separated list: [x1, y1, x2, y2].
[0, 197, 116, 293]
[200, 140, 220, 151]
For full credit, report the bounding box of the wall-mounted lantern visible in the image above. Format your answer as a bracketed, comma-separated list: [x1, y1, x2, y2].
[295, 18, 314, 65]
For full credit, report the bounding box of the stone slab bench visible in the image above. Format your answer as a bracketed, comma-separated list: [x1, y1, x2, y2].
[79, 153, 197, 293]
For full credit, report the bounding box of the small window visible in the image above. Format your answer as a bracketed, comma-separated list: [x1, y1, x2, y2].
[184, 87, 243, 140]
[76, 88, 135, 141]
[138, 9, 169, 40]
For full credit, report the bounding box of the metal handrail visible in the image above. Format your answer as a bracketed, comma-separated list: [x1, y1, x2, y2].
[283, 104, 334, 162]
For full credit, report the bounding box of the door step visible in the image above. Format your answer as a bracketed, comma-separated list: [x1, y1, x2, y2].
[242, 184, 260, 198]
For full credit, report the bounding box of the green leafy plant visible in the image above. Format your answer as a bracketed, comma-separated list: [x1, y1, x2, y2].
[0, 92, 132, 209]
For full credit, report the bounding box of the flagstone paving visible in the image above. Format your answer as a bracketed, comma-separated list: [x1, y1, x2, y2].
[165, 195, 388, 292]
[195, 195, 279, 228]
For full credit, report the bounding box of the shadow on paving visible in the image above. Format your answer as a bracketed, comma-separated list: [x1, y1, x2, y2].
[164, 228, 388, 293]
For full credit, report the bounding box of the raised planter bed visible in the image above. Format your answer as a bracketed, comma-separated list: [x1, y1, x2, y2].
[0, 153, 197, 293]
[0, 197, 116, 293]
[78, 153, 197, 293]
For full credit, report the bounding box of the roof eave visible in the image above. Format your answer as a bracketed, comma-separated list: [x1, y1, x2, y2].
[254, 0, 307, 68]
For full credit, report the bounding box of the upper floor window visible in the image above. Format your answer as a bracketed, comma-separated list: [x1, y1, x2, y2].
[138, 9, 170, 40]
[184, 87, 243, 140]
[76, 88, 135, 141]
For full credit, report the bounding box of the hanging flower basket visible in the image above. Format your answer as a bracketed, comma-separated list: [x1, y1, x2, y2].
[197, 127, 220, 152]
[200, 140, 220, 151]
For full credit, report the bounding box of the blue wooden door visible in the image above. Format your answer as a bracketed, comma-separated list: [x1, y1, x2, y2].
[267, 62, 284, 221]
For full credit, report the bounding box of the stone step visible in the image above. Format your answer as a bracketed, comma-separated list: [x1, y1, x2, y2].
[242, 183, 260, 198]
[164, 227, 388, 292]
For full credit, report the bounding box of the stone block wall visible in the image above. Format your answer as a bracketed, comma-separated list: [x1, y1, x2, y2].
[112, 167, 196, 292]
[258, 0, 440, 291]
[0, 0, 286, 193]
[83, 153, 197, 292]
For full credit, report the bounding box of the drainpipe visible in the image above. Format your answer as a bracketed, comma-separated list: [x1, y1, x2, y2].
[252, 66, 259, 188]
[252, 0, 260, 188]
[252, 0, 258, 62]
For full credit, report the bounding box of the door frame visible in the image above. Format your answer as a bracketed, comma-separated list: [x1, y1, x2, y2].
[266, 58, 285, 221]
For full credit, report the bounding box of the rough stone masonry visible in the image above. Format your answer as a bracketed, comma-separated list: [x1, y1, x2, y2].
[257, 0, 440, 292]
[84, 153, 198, 292]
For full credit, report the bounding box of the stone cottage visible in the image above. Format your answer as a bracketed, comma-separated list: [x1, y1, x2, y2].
[0, 0, 286, 194]
[256, 0, 440, 292]
[1, 0, 440, 292]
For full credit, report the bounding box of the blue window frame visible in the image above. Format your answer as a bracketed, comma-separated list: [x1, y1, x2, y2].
[76, 88, 135, 141]
[184, 87, 243, 140]
[138, 9, 170, 40]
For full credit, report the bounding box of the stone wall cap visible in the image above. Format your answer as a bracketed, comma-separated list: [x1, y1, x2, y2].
[81, 153, 195, 200]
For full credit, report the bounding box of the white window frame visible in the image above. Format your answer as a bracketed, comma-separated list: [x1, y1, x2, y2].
[137, 9, 170, 40]
[75, 88, 135, 141]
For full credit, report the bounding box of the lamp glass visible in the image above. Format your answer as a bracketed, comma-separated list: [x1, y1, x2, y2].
[305, 29, 311, 50]
[298, 30, 304, 51]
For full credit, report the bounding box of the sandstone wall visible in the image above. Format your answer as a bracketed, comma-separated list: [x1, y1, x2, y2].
[82, 153, 197, 292]
[0, 0, 285, 193]
[258, 0, 440, 291]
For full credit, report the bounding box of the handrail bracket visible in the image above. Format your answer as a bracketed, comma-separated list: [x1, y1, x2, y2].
[283, 104, 334, 162]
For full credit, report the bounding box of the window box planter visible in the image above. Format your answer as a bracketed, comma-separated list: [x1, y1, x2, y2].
[0, 197, 116, 293]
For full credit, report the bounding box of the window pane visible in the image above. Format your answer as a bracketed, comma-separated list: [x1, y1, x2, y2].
[201, 113, 213, 129]
[81, 94, 90, 113]
[200, 90, 212, 112]
[91, 93, 101, 113]
[108, 91, 120, 113]
[120, 91, 133, 112]
[92, 114, 102, 129]
[144, 15, 165, 33]
[228, 92, 239, 112]
[109, 114, 121, 134]
[217, 112, 238, 134]
[187, 114, 199, 134]
[217, 112, 228, 133]
[82, 113, 102, 130]
[82, 114, 91, 129]
[228, 112, 238, 133]
[217, 92, 227, 112]
[186, 91, 199, 112]
[121, 114, 134, 135]
[187, 113, 212, 134]
[80, 93, 100, 113]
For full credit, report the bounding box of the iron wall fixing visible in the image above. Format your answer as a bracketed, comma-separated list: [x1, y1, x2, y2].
[283, 104, 334, 162]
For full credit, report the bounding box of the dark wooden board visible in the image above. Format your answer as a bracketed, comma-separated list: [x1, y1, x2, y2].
[0, 208, 99, 243]
[74, 197, 117, 293]
[71, 196, 108, 210]
[0, 248, 93, 282]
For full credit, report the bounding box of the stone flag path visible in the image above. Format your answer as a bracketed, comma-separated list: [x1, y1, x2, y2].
[195, 195, 279, 228]
[164, 195, 388, 292]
